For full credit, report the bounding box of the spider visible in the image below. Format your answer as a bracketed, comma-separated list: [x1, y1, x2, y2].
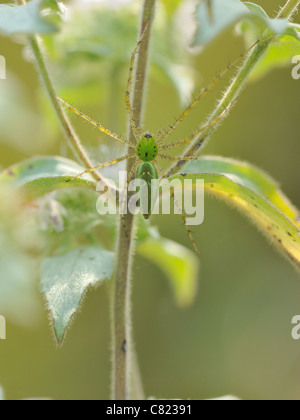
[59, 24, 257, 255]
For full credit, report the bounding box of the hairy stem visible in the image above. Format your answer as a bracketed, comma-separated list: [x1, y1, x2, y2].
[166, 0, 300, 178]
[28, 36, 106, 184]
[111, 0, 156, 401]
[277, 0, 300, 18]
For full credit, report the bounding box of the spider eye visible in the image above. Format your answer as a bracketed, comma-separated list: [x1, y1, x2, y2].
[144, 133, 152, 139]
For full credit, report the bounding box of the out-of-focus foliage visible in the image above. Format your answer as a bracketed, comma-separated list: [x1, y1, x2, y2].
[0, 0, 61, 35]
[138, 238, 199, 307]
[161, 0, 183, 18]
[43, 1, 195, 107]
[194, 0, 300, 46]
[0, 77, 55, 154]
[0, 187, 41, 326]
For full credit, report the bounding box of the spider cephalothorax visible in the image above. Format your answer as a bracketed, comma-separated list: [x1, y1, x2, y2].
[137, 134, 158, 162]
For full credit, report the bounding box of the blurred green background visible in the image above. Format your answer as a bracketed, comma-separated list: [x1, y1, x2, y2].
[0, 0, 299, 400]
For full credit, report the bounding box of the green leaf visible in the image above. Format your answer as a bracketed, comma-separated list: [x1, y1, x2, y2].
[0, 387, 4, 401]
[138, 238, 199, 307]
[249, 35, 300, 81]
[0, 0, 60, 36]
[193, 0, 298, 47]
[0, 156, 96, 200]
[41, 246, 114, 344]
[169, 156, 300, 270]
[161, 0, 182, 17]
[136, 215, 161, 243]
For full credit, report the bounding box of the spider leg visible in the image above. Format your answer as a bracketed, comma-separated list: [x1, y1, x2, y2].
[157, 40, 259, 145]
[153, 160, 164, 178]
[158, 154, 198, 162]
[169, 185, 200, 256]
[68, 154, 135, 181]
[156, 128, 168, 144]
[125, 24, 150, 143]
[58, 98, 135, 149]
[159, 102, 232, 151]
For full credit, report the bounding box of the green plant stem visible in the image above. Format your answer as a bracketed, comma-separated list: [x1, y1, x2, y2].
[111, 0, 156, 401]
[277, 0, 299, 18]
[166, 0, 300, 178]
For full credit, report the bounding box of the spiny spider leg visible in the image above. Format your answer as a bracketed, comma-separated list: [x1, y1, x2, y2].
[156, 40, 259, 145]
[169, 187, 200, 256]
[68, 154, 136, 181]
[153, 160, 164, 178]
[145, 160, 200, 255]
[159, 103, 232, 151]
[125, 22, 150, 143]
[58, 98, 136, 149]
[158, 154, 198, 162]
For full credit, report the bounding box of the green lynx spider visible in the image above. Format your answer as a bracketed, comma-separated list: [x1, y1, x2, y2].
[59, 26, 257, 255]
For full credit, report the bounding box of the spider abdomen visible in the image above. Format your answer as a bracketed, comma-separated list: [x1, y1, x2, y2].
[136, 162, 159, 219]
[137, 133, 158, 162]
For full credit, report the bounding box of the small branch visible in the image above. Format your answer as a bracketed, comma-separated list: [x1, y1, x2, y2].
[166, 0, 300, 178]
[111, 0, 156, 401]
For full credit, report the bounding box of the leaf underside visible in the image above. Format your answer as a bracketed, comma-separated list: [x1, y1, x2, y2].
[170, 156, 300, 270]
[0, 156, 96, 200]
[41, 246, 114, 344]
[0, 0, 60, 36]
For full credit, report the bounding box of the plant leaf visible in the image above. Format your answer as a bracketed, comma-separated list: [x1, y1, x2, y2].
[138, 238, 199, 307]
[0, 0, 60, 36]
[169, 156, 300, 269]
[0, 156, 96, 200]
[41, 246, 114, 344]
[193, 0, 299, 46]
